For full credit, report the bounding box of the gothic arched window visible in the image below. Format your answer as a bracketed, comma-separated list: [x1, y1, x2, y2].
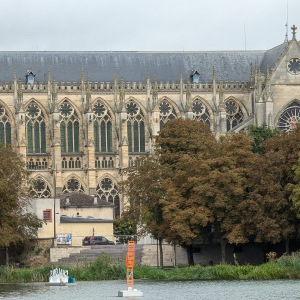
[29, 177, 51, 198]
[225, 99, 244, 131]
[62, 178, 85, 193]
[277, 101, 300, 131]
[26, 102, 46, 153]
[159, 100, 177, 130]
[93, 101, 113, 152]
[96, 178, 120, 218]
[192, 99, 210, 124]
[127, 101, 145, 153]
[0, 104, 11, 145]
[59, 101, 80, 153]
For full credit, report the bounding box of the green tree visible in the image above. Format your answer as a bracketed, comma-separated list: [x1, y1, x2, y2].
[248, 125, 278, 154]
[122, 156, 168, 267]
[0, 145, 43, 249]
[113, 217, 136, 244]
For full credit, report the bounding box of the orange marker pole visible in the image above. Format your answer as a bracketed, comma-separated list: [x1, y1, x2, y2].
[126, 241, 135, 290]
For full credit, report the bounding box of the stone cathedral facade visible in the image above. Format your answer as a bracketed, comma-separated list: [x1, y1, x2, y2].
[1, 27, 300, 219]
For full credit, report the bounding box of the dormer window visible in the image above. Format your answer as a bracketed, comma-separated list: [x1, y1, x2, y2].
[26, 70, 35, 84]
[190, 70, 200, 84]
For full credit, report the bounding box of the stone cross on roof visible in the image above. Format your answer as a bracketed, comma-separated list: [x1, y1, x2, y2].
[292, 25, 297, 39]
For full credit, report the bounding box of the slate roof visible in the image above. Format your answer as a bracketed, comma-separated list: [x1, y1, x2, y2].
[60, 216, 113, 223]
[260, 41, 289, 75]
[0, 50, 266, 83]
[60, 192, 114, 208]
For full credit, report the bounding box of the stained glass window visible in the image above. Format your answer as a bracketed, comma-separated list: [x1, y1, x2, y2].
[225, 99, 244, 131]
[192, 99, 210, 124]
[93, 101, 113, 153]
[29, 177, 51, 198]
[62, 177, 85, 193]
[26, 102, 46, 153]
[127, 101, 145, 153]
[59, 100, 80, 153]
[277, 101, 300, 131]
[0, 104, 11, 145]
[159, 100, 177, 130]
[96, 177, 120, 218]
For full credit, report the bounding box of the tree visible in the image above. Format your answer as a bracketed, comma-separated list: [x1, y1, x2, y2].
[113, 217, 136, 244]
[248, 125, 278, 154]
[156, 119, 216, 265]
[0, 145, 43, 250]
[244, 128, 300, 253]
[122, 156, 168, 267]
[185, 133, 257, 262]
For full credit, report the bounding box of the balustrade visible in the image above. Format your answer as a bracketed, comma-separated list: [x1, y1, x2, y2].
[95, 155, 115, 169]
[27, 155, 50, 170]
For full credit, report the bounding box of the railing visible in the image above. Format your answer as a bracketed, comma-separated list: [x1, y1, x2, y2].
[128, 153, 149, 167]
[61, 155, 83, 169]
[95, 155, 116, 169]
[27, 155, 51, 170]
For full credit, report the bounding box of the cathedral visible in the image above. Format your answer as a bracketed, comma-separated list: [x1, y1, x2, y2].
[1, 26, 300, 221]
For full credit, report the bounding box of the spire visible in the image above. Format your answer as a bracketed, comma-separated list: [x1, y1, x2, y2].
[291, 24, 297, 40]
[152, 75, 158, 107]
[81, 67, 85, 82]
[114, 67, 118, 111]
[179, 67, 184, 109]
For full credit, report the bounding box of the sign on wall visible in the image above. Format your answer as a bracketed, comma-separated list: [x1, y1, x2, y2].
[57, 233, 72, 245]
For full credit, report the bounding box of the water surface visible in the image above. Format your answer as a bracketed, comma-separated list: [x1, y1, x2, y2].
[0, 280, 299, 300]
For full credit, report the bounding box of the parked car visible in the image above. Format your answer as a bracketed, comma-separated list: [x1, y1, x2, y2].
[82, 236, 115, 246]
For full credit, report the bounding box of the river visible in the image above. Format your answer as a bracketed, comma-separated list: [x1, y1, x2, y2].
[0, 279, 299, 300]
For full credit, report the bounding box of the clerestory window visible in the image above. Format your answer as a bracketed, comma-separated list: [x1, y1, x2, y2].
[0, 104, 11, 145]
[126, 101, 145, 153]
[93, 101, 113, 152]
[26, 102, 46, 153]
[59, 101, 80, 153]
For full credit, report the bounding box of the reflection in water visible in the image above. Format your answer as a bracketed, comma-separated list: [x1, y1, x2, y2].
[0, 280, 300, 300]
[0, 283, 50, 299]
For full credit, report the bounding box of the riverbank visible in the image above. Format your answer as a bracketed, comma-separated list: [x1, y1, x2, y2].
[1, 252, 300, 283]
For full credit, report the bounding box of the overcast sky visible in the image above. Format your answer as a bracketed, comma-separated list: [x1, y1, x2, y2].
[1, 0, 299, 52]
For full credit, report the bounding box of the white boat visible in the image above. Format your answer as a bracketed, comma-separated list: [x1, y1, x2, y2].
[45, 268, 77, 286]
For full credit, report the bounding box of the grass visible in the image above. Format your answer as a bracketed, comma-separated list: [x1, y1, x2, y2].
[1, 252, 300, 283]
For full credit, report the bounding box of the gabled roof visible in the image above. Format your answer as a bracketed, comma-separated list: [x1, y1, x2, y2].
[260, 41, 289, 74]
[0, 50, 265, 83]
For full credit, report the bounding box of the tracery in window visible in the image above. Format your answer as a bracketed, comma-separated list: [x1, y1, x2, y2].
[62, 177, 85, 193]
[159, 100, 177, 130]
[59, 100, 80, 153]
[225, 99, 244, 131]
[96, 177, 120, 218]
[93, 101, 113, 152]
[0, 104, 11, 145]
[192, 99, 210, 124]
[277, 101, 300, 132]
[26, 102, 46, 153]
[126, 101, 145, 152]
[29, 177, 51, 198]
